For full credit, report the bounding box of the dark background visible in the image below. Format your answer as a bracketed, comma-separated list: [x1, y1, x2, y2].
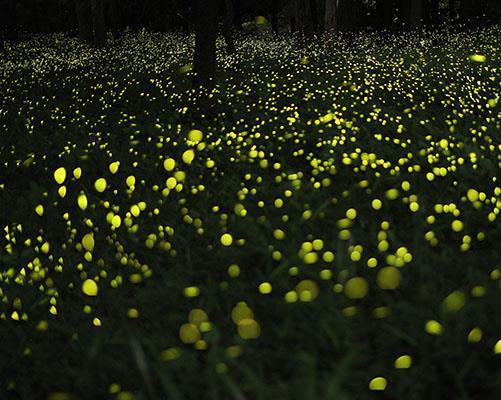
[1, 0, 500, 41]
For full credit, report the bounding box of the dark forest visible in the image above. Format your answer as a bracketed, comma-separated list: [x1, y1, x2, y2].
[0, 1, 500, 400]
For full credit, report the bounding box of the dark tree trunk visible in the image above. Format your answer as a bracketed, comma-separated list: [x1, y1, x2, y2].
[107, 0, 121, 38]
[324, 0, 337, 34]
[310, 0, 319, 32]
[459, 0, 474, 23]
[0, 1, 6, 52]
[58, 2, 69, 32]
[291, 15, 296, 32]
[338, 0, 355, 32]
[376, 0, 394, 30]
[4, 0, 19, 42]
[448, 0, 456, 20]
[290, 0, 297, 33]
[409, 0, 424, 30]
[36, 0, 49, 33]
[295, 0, 314, 37]
[192, 0, 219, 119]
[474, 0, 485, 19]
[172, 0, 189, 34]
[315, 0, 325, 32]
[92, 0, 106, 47]
[270, 0, 280, 33]
[304, 0, 314, 35]
[271, 13, 279, 33]
[222, 0, 236, 54]
[233, 1, 243, 31]
[75, 0, 93, 44]
[294, 0, 302, 33]
[423, 0, 431, 26]
[193, 0, 218, 89]
[0, 20, 4, 53]
[397, 0, 411, 30]
[429, 0, 439, 25]
[29, 0, 42, 33]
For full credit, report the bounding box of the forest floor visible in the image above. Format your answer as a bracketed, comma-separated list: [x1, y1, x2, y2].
[0, 26, 500, 400]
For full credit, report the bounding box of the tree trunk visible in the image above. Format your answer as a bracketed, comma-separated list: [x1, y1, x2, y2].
[409, 0, 424, 30]
[222, 0, 236, 54]
[459, 0, 473, 23]
[376, 0, 394, 30]
[193, 0, 219, 119]
[0, 20, 5, 53]
[107, 0, 121, 38]
[92, 0, 106, 47]
[234, 1, 243, 31]
[448, 0, 456, 20]
[30, 0, 42, 33]
[295, 0, 314, 39]
[193, 0, 218, 89]
[338, 0, 355, 32]
[172, 0, 189, 34]
[429, 0, 439, 25]
[324, 0, 337, 34]
[75, 0, 93, 44]
[474, 0, 485, 19]
[423, 0, 430, 26]
[310, 0, 319, 32]
[269, 0, 281, 33]
[0, 1, 6, 51]
[303, 0, 314, 35]
[270, 12, 279, 33]
[294, 0, 300, 32]
[4, 0, 19, 42]
[58, 2, 70, 33]
[397, 0, 411, 30]
[36, 0, 49, 33]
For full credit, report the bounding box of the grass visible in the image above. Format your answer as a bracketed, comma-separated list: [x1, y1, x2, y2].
[0, 25, 500, 400]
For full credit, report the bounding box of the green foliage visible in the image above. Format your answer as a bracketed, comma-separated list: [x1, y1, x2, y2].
[0, 26, 500, 400]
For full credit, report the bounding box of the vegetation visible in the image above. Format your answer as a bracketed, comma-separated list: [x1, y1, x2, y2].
[0, 22, 500, 399]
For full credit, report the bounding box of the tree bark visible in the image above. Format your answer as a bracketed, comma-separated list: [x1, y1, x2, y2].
[75, 0, 93, 44]
[107, 0, 121, 38]
[430, 0, 439, 25]
[271, 13, 279, 33]
[4, 0, 19, 42]
[172, 0, 189, 34]
[234, 1, 243, 31]
[294, 0, 301, 32]
[270, 0, 281, 33]
[29, 0, 42, 33]
[423, 0, 431, 26]
[193, 0, 218, 89]
[376, 0, 394, 30]
[310, 0, 319, 32]
[409, 0, 424, 30]
[324, 0, 337, 34]
[192, 0, 219, 119]
[448, 0, 456, 20]
[303, 0, 314, 35]
[459, 0, 474, 23]
[397, 0, 411, 30]
[92, 0, 106, 47]
[338, 0, 355, 32]
[37, 0, 51, 33]
[0, 1, 6, 51]
[295, 0, 314, 39]
[222, 0, 236, 54]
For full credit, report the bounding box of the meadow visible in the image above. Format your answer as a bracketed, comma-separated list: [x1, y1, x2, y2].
[0, 25, 500, 400]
